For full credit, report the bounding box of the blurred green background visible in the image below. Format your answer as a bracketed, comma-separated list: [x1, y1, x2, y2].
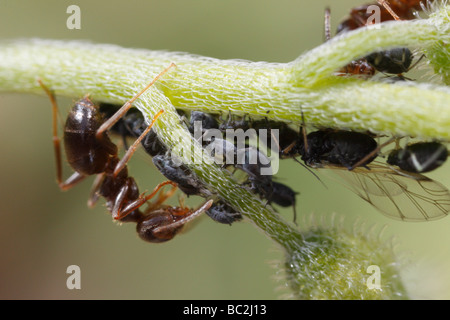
[1, 0, 450, 300]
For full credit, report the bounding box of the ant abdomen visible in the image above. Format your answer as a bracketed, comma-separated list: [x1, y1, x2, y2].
[64, 98, 117, 175]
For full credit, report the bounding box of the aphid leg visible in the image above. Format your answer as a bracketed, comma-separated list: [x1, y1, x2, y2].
[113, 109, 164, 177]
[95, 62, 176, 141]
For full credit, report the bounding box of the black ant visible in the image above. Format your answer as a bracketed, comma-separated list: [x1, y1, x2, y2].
[39, 63, 213, 243]
[387, 141, 448, 173]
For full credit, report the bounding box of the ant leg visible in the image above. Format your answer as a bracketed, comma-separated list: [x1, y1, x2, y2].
[37, 79, 63, 186]
[87, 173, 106, 208]
[113, 109, 164, 177]
[113, 180, 178, 220]
[58, 171, 87, 191]
[96, 63, 176, 141]
[38, 79, 88, 191]
[144, 181, 178, 212]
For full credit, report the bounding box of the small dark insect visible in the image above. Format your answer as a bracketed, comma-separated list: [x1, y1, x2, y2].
[297, 112, 450, 221]
[152, 154, 212, 197]
[189, 110, 220, 135]
[152, 154, 243, 225]
[387, 141, 448, 173]
[206, 201, 243, 225]
[249, 119, 301, 158]
[236, 146, 273, 178]
[299, 129, 379, 169]
[234, 146, 298, 222]
[99, 103, 167, 157]
[365, 47, 413, 75]
[219, 112, 251, 132]
[39, 63, 213, 243]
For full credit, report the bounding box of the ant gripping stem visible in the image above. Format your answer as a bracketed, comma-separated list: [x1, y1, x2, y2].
[95, 62, 176, 141]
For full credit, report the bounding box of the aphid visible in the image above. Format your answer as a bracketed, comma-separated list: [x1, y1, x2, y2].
[152, 154, 212, 197]
[219, 112, 250, 132]
[365, 47, 413, 75]
[152, 154, 243, 224]
[249, 119, 301, 158]
[234, 146, 298, 222]
[99, 104, 167, 157]
[387, 141, 448, 173]
[299, 129, 379, 169]
[203, 138, 238, 166]
[205, 201, 243, 225]
[39, 64, 213, 242]
[297, 121, 450, 221]
[189, 110, 219, 135]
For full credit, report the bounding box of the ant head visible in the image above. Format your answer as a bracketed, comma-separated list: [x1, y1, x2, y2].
[136, 208, 186, 243]
[136, 200, 213, 243]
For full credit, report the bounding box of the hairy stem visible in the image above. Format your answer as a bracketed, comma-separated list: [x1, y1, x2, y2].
[0, 3, 448, 299]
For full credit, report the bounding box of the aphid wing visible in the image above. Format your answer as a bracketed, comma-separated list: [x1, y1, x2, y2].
[329, 165, 450, 221]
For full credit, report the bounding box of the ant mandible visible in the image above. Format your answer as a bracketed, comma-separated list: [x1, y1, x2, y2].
[38, 63, 213, 243]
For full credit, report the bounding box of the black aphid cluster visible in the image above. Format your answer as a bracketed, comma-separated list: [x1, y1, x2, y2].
[104, 102, 449, 227]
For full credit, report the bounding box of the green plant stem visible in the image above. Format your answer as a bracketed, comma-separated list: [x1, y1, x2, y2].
[0, 4, 448, 299]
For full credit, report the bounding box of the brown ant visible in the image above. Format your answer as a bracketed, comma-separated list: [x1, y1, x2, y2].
[38, 63, 213, 243]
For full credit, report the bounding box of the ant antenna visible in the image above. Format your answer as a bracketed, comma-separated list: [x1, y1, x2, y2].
[377, 0, 401, 21]
[113, 109, 165, 177]
[152, 200, 214, 234]
[96, 62, 176, 140]
[324, 7, 332, 42]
